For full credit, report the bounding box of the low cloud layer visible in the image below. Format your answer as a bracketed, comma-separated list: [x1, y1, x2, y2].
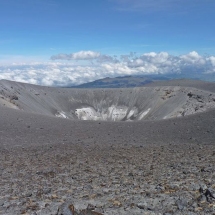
[0, 51, 215, 86]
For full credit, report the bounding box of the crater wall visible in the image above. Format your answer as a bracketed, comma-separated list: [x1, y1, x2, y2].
[1, 80, 215, 121]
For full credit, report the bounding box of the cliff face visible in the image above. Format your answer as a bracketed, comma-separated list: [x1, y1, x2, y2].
[1, 79, 215, 121]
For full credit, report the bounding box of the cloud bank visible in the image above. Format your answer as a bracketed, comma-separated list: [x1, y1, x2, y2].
[0, 51, 215, 86]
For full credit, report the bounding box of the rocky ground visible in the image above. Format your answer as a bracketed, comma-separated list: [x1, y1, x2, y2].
[1, 79, 215, 214]
[1, 140, 215, 215]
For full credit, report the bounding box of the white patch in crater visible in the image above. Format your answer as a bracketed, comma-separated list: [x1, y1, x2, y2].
[105, 106, 128, 121]
[55, 111, 68, 118]
[138, 108, 151, 120]
[75, 106, 129, 121]
[74, 106, 151, 121]
[75, 107, 98, 121]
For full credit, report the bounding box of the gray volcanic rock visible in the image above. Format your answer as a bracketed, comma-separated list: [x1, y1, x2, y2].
[1, 79, 215, 214]
[145, 78, 215, 93]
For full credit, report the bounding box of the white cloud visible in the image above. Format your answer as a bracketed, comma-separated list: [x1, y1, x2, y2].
[0, 51, 215, 86]
[51, 51, 101, 60]
[51, 51, 119, 64]
[208, 56, 215, 67]
[180, 51, 205, 65]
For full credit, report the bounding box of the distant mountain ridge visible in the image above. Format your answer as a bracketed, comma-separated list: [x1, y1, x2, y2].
[69, 75, 171, 88]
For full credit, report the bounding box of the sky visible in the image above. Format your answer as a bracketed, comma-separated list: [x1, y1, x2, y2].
[0, 0, 215, 86]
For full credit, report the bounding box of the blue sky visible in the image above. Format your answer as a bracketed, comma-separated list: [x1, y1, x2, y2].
[0, 0, 215, 86]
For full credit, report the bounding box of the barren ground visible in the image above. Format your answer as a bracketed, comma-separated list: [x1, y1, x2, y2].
[0, 79, 215, 215]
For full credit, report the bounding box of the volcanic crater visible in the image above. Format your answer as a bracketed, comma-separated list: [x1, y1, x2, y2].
[1, 79, 215, 121]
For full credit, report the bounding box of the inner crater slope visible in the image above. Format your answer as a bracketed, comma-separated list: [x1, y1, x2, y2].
[1, 79, 215, 121]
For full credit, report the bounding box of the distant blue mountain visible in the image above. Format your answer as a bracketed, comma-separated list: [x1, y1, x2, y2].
[66, 71, 215, 88]
[68, 75, 171, 88]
